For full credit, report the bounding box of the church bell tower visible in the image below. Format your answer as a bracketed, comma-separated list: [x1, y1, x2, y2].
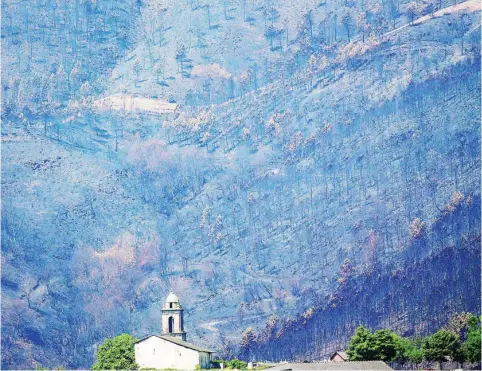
[161, 291, 186, 341]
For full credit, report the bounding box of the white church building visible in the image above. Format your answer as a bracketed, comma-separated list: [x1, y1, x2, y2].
[135, 292, 214, 370]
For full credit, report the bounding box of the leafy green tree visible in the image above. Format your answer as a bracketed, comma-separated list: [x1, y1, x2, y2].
[463, 315, 481, 363]
[371, 329, 400, 361]
[396, 337, 424, 364]
[347, 325, 376, 361]
[91, 333, 138, 370]
[423, 329, 461, 366]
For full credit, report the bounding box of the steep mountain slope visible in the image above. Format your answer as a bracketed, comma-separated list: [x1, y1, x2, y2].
[242, 239, 480, 361]
[1, 0, 141, 117]
[105, 0, 328, 102]
[1, 0, 481, 369]
[105, 0, 466, 103]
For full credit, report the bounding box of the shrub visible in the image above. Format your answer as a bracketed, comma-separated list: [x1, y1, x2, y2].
[91, 333, 137, 370]
[216, 359, 248, 370]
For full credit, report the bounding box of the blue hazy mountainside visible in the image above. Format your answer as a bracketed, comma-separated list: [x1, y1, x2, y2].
[1, 0, 481, 369]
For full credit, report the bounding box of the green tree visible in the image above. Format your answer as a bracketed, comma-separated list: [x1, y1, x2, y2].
[371, 329, 400, 361]
[463, 315, 481, 363]
[91, 333, 138, 370]
[347, 325, 376, 360]
[423, 329, 461, 368]
[396, 337, 424, 364]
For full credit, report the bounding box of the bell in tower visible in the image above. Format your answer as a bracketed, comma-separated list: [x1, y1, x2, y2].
[161, 291, 187, 341]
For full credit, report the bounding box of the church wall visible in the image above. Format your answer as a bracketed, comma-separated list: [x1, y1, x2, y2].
[199, 352, 212, 369]
[135, 336, 201, 370]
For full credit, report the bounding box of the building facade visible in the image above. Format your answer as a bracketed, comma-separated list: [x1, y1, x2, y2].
[135, 292, 214, 370]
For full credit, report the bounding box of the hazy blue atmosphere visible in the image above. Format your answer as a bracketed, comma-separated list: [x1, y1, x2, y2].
[1, 0, 480, 369]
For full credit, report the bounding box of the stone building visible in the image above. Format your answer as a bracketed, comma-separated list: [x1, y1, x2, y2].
[135, 292, 214, 370]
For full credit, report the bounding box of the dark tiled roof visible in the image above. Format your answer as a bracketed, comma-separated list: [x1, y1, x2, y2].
[135, 335, 214, 353]
[268, 361, 393, 370]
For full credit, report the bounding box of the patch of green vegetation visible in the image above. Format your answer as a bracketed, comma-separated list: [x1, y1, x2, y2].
[91, 333, 138, 370]
[212, 359, 248, 370]
[346, 313, 481, 365]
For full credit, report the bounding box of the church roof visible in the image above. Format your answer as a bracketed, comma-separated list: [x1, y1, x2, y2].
[135, 335, 214, 353]
[165, 291, 180, 303]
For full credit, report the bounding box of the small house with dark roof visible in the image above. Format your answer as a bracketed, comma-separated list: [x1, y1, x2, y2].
[329, 351, 348, 362]
[134, 292, 214, 370]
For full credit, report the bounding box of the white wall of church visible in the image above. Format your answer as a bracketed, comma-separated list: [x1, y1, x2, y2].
[135, 336, 201, 370]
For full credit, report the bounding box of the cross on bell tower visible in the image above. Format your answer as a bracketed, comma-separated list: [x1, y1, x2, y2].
[161, 291, 186, 341]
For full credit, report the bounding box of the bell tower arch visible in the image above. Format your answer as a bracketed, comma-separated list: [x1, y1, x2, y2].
[161, 291, 186, 341]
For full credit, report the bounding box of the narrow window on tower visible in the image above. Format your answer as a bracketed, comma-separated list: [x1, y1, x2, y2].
[169, 316, 174, 333]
